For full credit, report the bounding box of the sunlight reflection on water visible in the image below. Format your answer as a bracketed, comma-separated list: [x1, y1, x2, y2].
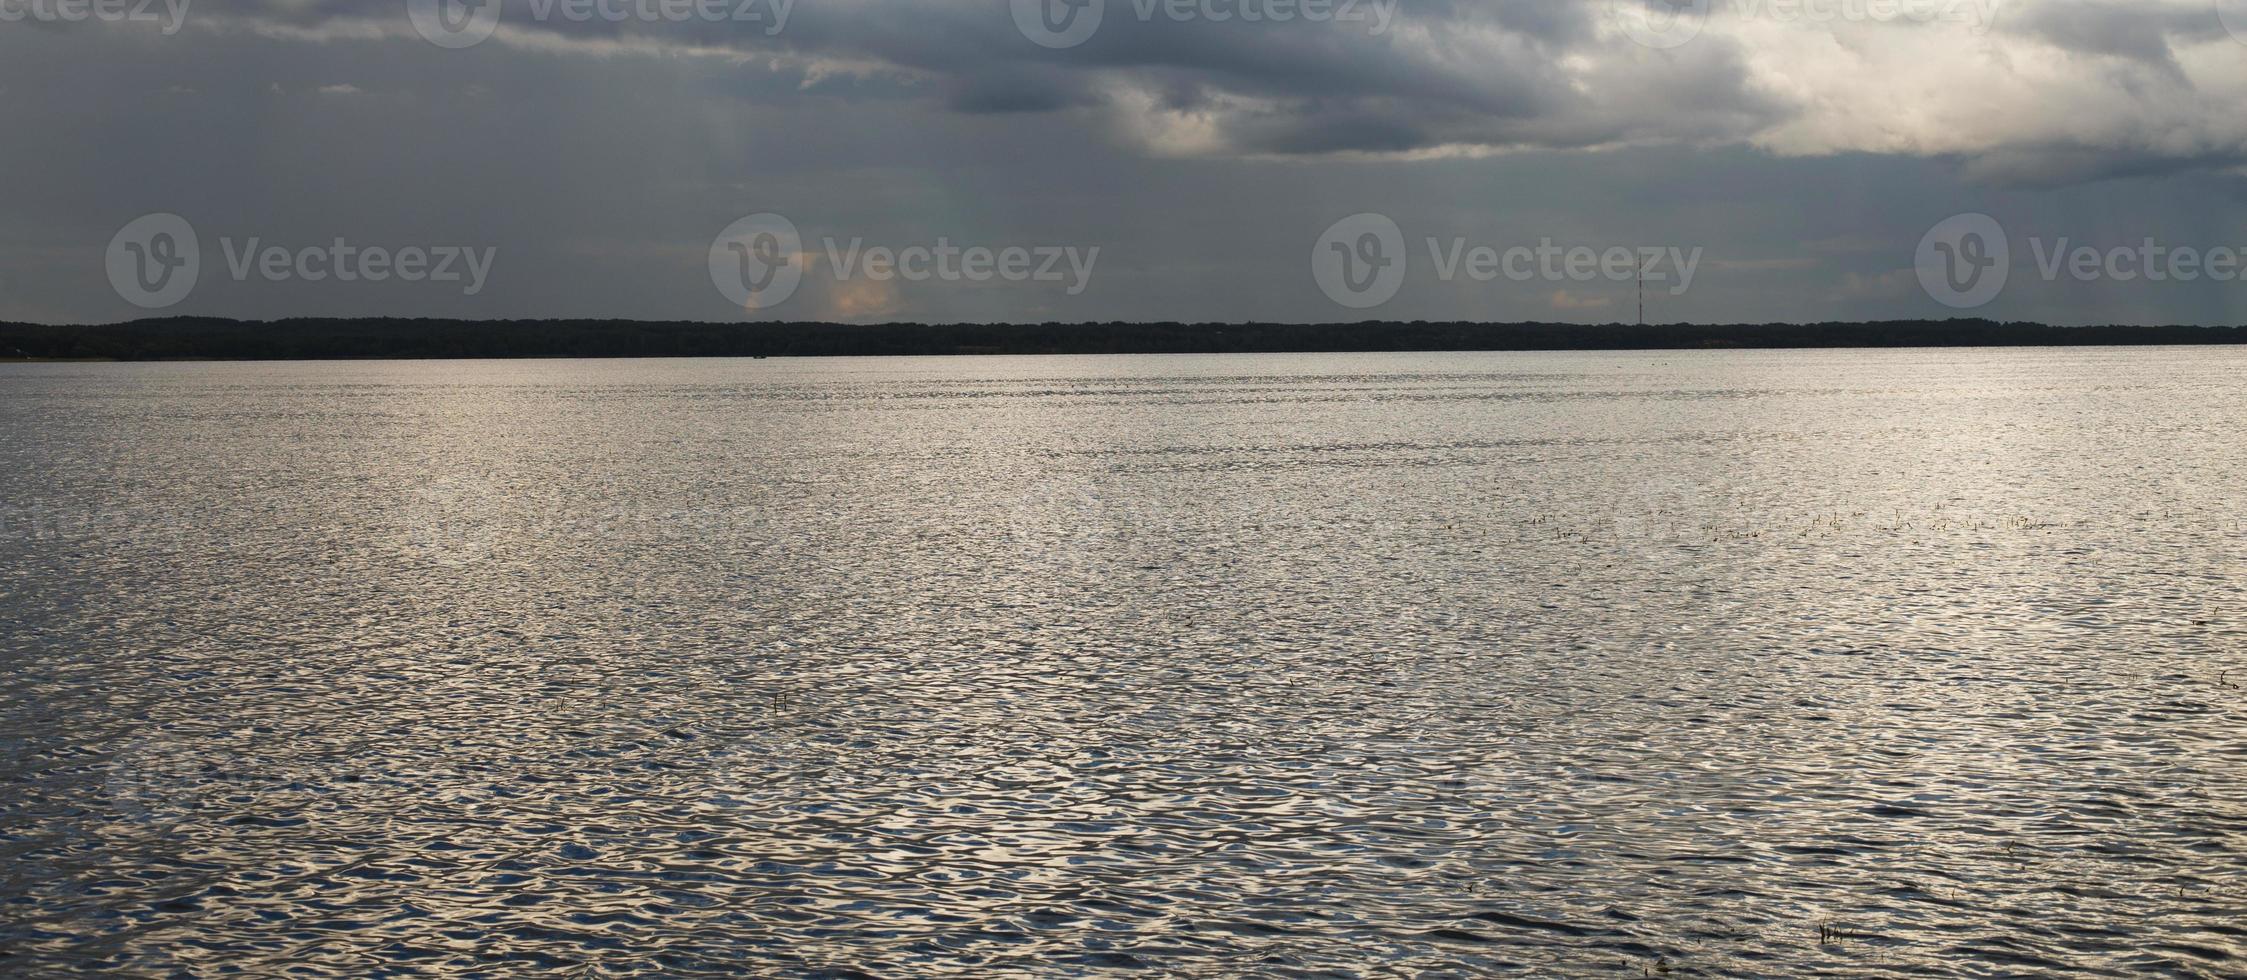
[2, 349, 2243, 976]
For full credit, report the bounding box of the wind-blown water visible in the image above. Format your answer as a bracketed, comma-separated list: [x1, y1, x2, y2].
[2, 349, 2243, 976]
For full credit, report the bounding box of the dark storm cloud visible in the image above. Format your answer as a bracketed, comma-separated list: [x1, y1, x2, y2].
[51, 0, 1778, 158]
[80, 0, 2247, 169]
[2, 0, 2244, 326]
[942, 65, 1100, 113]
[2003, 0, 2232, 64]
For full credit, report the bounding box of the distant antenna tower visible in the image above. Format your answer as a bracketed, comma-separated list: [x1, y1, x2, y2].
[1636, 254, 1645, 326]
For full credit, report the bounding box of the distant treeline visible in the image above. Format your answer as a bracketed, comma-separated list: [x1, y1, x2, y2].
[3, 318, 2244, 361]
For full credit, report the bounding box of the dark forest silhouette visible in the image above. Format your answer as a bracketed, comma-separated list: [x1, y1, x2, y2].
[4, 318, 2244, 360]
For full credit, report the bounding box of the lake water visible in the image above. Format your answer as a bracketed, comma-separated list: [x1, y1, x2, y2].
[1, 349, 2243, 976]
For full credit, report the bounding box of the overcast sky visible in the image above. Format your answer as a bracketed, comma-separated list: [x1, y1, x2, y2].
[4, 0, 2246, 324]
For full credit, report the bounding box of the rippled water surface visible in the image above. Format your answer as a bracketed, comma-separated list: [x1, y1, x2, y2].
[3, 349, 2244, 977]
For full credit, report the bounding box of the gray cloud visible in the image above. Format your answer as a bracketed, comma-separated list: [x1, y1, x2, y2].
[68, 0, 2247, 172]
[1, 0, 2244, 325]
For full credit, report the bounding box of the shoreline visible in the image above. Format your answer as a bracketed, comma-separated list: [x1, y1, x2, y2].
[5, 318, 2246, 362]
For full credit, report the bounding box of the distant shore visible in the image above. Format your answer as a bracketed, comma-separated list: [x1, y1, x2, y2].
[3, 317, 2244, 361]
